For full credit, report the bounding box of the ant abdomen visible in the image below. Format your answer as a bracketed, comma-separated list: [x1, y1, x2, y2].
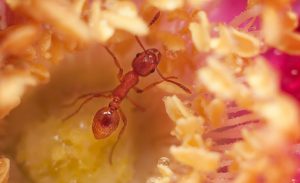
[92, 107, 120, 139]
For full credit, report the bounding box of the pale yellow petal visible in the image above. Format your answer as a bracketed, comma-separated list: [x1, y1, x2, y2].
[148, 0, 184, 11]
[102, 12, 148, 36]
[170, 146, 220, 172]
[189, 11, 210, 52]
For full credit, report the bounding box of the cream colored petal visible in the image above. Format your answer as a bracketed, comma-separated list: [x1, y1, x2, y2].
[88, 1, 114, 42]
[163, 95, 193, 121]
[148, 0, 184, 11]
[181, 134, 205, 148]
[170, 146, 220, 172]
[206, 98, 226, 127]
[245, 58, 278, 98]
[211, 25, 232, 55]
[110, 1, 138, 17]
[102, 11, 148, 36]
[230, 28, 260, 57]
[71, 0, 86, 16]
[189, 11, 210, 52]
[0, 158, 9, 183]
[99, 1, 148, 36]
[0, 25, 40, 56]
[214, 26, 260, 57]
[198, 58, 239, 99]
[0, 69, 37, 119]
[254, 96, 299, 136]
[175, 117, 205, 137]
[198, 58, 253, 107]
[187, 0, 209, 7]
[21, 0, 92, 42]
[262, 7, 282, 45]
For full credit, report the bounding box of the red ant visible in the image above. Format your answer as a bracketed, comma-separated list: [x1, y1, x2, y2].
[62, 12, 191, 164]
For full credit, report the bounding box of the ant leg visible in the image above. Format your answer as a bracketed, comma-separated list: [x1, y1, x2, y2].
[104, 46, 123, 81]
[109, 108, 127, 165]
[133, 76, 178, 93]
[62, 93, 111, 122]
[126, 96, 145, 111]
[62, 90, 111, 107]
[157, 69, 191, 94]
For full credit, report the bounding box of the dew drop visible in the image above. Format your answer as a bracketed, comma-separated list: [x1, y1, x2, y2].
[157, 157, 170, 167]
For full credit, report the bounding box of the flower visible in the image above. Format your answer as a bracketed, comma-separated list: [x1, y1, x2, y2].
[1, 0, 300, 183]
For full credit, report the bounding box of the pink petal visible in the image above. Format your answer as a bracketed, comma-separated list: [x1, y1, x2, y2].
[208, 0, 247, 23]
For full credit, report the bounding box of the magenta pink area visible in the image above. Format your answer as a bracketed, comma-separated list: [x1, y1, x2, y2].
[0, 0, 6, 29]
[265, 49, 300, 102]
[294, 0, 300, 15]
[294, 169, 300, 183]
[0, 1, 28, 28]
[292, 146, 300, 183]
[207, 0, 247, 23]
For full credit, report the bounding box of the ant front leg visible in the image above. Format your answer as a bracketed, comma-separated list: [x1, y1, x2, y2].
[104, 46, 124, 81]
[109, 108, 127, 165]
[133, 76, 178, 93]
[156, 69, 191, 94]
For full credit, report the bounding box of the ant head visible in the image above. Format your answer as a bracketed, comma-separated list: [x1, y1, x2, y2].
[92, 107, 119, 139]
[132, 48, 161, 77]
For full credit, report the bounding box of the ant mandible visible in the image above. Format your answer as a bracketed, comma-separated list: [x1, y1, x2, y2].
[62, 12, 191, 164]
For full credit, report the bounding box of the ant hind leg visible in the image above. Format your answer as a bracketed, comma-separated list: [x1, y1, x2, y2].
[62, 92, 112, 122]
[62, 90, 111, 108]
[109, 108, 127, 165]
[133, 76, 178, 93]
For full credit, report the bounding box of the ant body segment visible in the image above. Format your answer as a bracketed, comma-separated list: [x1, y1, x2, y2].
[62, 12, 191, 164]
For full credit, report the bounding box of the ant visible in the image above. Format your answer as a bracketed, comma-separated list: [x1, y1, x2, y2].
[62, 12, 191, 164]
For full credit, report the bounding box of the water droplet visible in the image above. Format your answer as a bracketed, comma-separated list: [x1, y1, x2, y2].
[53, 135, 60, 141]
[79, 121, 85, 128]
[158, 157, 170, 166]
[146, 177, 159, 183]
[291, 69, 299, 76]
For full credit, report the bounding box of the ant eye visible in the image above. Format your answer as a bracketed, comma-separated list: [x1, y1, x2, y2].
[151, 69, 155, 73]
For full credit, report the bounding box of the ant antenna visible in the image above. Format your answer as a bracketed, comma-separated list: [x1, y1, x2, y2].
[135, 36, 146, 52]
[148, 11, 160, 27]
[135, 11, 160, 52]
